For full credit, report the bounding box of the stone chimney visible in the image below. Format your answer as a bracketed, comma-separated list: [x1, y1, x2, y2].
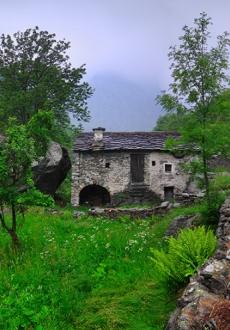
[92, 127, 105, 149]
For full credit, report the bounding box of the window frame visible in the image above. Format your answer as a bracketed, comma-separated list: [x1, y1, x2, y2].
[164, 163, 173, 173]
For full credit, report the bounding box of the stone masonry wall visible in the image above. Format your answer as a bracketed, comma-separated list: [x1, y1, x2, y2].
[71, 150, 190, 206]
[147, 152, 190, 199]
[71, 151, 130, 206]
[166, 198, 230, 330]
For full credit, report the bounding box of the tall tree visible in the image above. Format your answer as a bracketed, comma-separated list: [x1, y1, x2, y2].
[157, 12, 230, 207]
[0, 27, 93, 142]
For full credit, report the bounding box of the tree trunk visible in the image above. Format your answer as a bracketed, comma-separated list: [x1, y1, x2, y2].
[202, 147, 211, 209]
[0, 204, 20, 250]
[8, 229, 20, 250]
[10, 203, 20, 250]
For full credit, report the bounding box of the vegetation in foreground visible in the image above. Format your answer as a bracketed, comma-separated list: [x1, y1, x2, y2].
[0, 203, 207, 330]
[151, 226, 217, 287]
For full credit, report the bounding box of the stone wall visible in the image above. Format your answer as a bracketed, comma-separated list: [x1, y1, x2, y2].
[71, 150, 191, 206]
[71, 151, 131, 206]
[81, 201, 172, 219]
[166, 198, 230, 330]
[147, 152, 190, 199]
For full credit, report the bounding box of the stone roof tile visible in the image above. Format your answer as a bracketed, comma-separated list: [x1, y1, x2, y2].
[73, 131, 179, 151]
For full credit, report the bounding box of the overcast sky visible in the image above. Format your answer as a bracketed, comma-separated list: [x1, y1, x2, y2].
[1, 1, 230, 131]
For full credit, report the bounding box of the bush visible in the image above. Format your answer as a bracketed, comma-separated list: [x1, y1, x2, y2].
[200, 192, 225, 226]
[211, 172, 230, 192]
[151, 226, 217, 288]
[201, 173, 230, 226]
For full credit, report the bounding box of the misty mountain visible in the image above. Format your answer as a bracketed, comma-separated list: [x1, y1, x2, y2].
[81, 74, 162, 132]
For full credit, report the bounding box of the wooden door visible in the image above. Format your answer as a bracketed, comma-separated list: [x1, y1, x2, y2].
[131, 154, 144, 183]
[164, 186, 174, 201]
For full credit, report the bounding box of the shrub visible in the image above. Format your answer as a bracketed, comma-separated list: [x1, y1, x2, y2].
[200, 192, 225, 226]
[201, 173, 230, 226]
[211, 172, 230, 192]
[151, 226, 217, 288]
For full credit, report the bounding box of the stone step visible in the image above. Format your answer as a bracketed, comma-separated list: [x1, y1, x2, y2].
[129, 191, 145, 197]
[129, 184, 150, 197]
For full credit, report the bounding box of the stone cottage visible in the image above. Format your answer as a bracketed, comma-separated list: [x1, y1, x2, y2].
[71, 128, 191, 207]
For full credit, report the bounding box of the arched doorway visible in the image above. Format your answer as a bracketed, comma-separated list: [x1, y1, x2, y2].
[79, 185, 111, 206]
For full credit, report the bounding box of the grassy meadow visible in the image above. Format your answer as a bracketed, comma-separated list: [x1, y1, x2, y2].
[0, 204, 205, 330]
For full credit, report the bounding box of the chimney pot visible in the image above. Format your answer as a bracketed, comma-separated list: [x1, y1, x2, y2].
[93, 127, 105, 142]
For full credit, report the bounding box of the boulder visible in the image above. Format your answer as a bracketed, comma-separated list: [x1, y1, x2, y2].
[73, 210, 86, 218]
[33, 142, 71, 195]
[160, 201, 171, 208]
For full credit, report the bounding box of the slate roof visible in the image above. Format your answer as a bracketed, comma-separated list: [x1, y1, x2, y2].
[73, 131, 179, 152]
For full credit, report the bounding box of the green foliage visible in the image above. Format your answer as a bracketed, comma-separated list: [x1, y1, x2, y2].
[0, 26, 93, 142]
[54, 172, 72, 206]
[151, 226, 217, 287]
[200, 191, 225, 226]
[0, 117, 35, 193]
[27, 111, 53, 157]
[154, 112, 187, 131]
[157, 12, 230, 207]
[0, 204, 204, 329]
[210, 172, 230, 192]
[0, 117, 54, 247]
[200, 172, 230, 226]
[17, 188, 54, 207]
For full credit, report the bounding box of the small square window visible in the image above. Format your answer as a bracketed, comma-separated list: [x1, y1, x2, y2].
[105, 162, 110, 168]
[152, 161, 156, 166]
[165, 164, 172, 173]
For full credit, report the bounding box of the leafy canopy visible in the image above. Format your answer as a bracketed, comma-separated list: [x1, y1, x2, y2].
[0, 26, 93, 142]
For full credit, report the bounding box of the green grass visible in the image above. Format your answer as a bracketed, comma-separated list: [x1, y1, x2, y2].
[0, 203, 204, 330]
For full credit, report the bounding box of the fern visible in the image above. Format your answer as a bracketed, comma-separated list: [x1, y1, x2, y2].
[151, 226, 217, 287]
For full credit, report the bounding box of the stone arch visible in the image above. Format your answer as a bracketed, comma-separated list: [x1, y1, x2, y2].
[79, 184, 111, 206]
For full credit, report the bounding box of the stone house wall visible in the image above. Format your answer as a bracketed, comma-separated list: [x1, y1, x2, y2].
[71, 149, 191, 206]
[147, 152, 190, 199]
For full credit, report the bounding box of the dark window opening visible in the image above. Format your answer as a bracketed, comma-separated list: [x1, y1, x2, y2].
[152, 161, 156, 166]
[164, 186, 174, 201]
[165, 164, 172, 173]
[105, 162, 110, 168]
[80, 185, 110, 206]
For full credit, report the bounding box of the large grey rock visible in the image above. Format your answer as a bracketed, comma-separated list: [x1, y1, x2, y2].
[33, 142, 71, 195]
[73, 210, 86, 218]
[160, 201, 171, 208]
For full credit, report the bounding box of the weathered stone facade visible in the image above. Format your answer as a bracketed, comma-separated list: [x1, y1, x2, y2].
[71, 129, 192, 207]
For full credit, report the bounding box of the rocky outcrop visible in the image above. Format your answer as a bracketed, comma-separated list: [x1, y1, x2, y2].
[33, 142, 71, 195]
[166, 198, 230, 330]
